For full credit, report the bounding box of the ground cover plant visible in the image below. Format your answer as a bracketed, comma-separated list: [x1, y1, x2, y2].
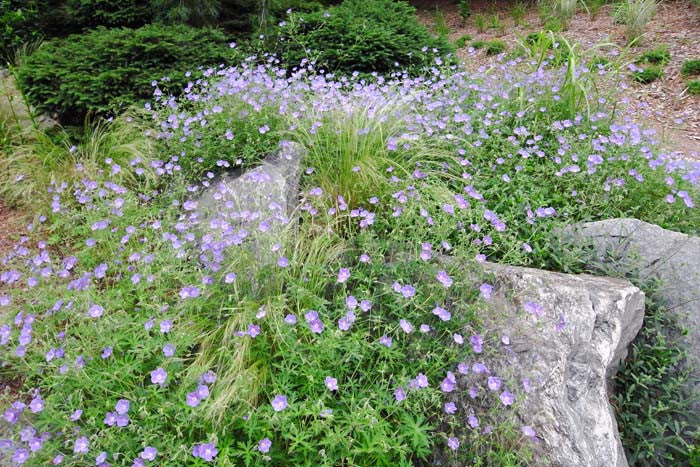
[1, 24, 700, 467]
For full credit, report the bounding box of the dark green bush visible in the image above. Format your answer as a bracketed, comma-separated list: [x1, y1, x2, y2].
[454, 34, 472, 48]
[17, 24, 242, 124]
[63, 0, 155, 30]
[632, 65, 663, 84]
[0, 0, 42, 58]
[681, 59, 700, 76]
[276, 0, 452, 75]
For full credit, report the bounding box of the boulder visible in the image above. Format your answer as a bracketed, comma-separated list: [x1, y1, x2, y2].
[562, 218, 700, 411]
[192, 142, 305, 266]
[463, 262, 645, 467]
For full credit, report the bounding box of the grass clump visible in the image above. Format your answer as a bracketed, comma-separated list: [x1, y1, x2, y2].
[472, 39, 507, 55]
[681, 59, 700, 77]
[454, 34, 473, 48]
[637, 45, 670, 65]
[632, 65, 663, 83]
[687, 80, 700, 95]
[615, 0, 658, 44]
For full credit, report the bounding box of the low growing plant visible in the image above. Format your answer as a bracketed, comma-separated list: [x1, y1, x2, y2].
[632, 65, 663, 83]
[681, 59, 700, 76]
[687, 80, 700, 95]
[615, 0, 658, 44]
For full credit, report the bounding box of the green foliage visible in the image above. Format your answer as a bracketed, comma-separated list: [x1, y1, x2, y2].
[63, 0, 154, 30]
[613, 293, 698, 465]
[454, 34, 473, 48]
[511, 2, 527, 25]
[615, 0, 658, 44]
[276, 0, 452, 76]
[0, 0, 42, 59]
[687, 80, 700, 95]
[434, 7, 451, 39]
[474, 13, 487, 32]
[16, 24, 242, 124]
[489, 13, 504, 31]
[472, 39, 507, 55]
[457, 0, 472, 20]
[632, 65, 663, 83]
[637, 45, 670, 65]
[681, 59, 700, 76]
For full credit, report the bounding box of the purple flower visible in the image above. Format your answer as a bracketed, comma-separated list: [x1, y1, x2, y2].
[271, 395, 288, 412]
[96, 452, 107, 463]
[277, 256, 289, 268]
[13, 448, 30, 464]
[179, 286, 200, 299]
[115, 399, 130, 414]
[436, 270, 453, 288]
[447, 437, 460, 451]
[524, 301, 544, 316]
[186, 392, 201, 407]
[324, 376, 338, 391]
[500, 390, 515, 406]
[479, 283, 493, 300]
[399, 319, 414, 334]
[224, 272, 237, 283]
[432, 306, 451, 321]
[379, 335, 393, 347]
[487, 376, 502, 391]
[150, 368, 167, 385]
[140, 447, 158, 461]
[337, 268, 350, 283]
[159, 320, 172, 333]
[468, 415, 479, 428]
[394, 386, 406, 402]
[444, 402, 457, 414]
[258, 438, 272, 453]
[192, 443, 218, 462]
[284, 314, 297, 324]
[29, 396, 44, 413]
[522, 425, 537, 438]
[70, 409, 83, 421]
[163, 343, 175, 357]
[470, 334, 483, 353]
[74, 437, 89, 454]
[414, 373, 429, 388]
[87, 304, 104, 318]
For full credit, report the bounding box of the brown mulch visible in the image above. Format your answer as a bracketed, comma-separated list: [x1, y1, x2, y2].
[0, 201, 25, 262]
[413, 0, 700, 159]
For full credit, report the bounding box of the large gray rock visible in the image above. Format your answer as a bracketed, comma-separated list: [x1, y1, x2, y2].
[191, 142, 305, 267]
[463, 262, 645, 467]
[562, 218, 700, 410]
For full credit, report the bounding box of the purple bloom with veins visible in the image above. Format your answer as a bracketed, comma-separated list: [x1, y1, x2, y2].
[70, 409, 82, 421]
[271, 395, 288, 412]
[432, 306, 451, 321]
[87, 304, 104, 318]
[224, 272, 236, 283]
[471, 334, 483, 353]
[150, 368, 167, 385]
[159, 320, 172, 333]
[104, 412, 117, 426]
[468, 415, 479, 428]
[487, 376, 502, 391]
[101, 347, 112, 359]
[337, 268, 350, 283]
[284, 314, 297, 325]
[324, 376, 338, 391]
[500, 390, 516, 406]
[74, 436, 89, 454]
[115, 399, 130, 414]
[447, 437, 460, 450]
[258, 438, 272, 453]
[13, 448, 29, 464]
[186, 392, 200, 407]
[524, 301, 544, 316]
[29, 396, 44, 413]
[399, 319, 414, 333]
[444, 402, 457, 414]
[277, 257, 288, 268]
[468, 387, 479, 398]
[179, 286, 200, 299]
[379, 335, 393, 347]
[163, 343, 175, 357]
[345, 295, 358, 309]
[140, 447, 157, 461]
[436, 270, 453, 288]
[522, 425, 537, 438]
[479, 283, 493, 300]
[192, 443, 217, 462]
[394, 386, 406, 402]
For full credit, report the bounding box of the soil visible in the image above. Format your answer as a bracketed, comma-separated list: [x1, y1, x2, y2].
[413, 0, 700, 159]
[0, 201, 25, 266]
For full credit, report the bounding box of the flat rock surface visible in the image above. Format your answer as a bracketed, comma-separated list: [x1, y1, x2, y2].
[563, 218, 700, 412]
[467, 262, 645, 467]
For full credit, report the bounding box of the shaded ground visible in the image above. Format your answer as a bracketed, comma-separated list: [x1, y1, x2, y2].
[0, 201, 24, 267]
[414, 0, 700, 159]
